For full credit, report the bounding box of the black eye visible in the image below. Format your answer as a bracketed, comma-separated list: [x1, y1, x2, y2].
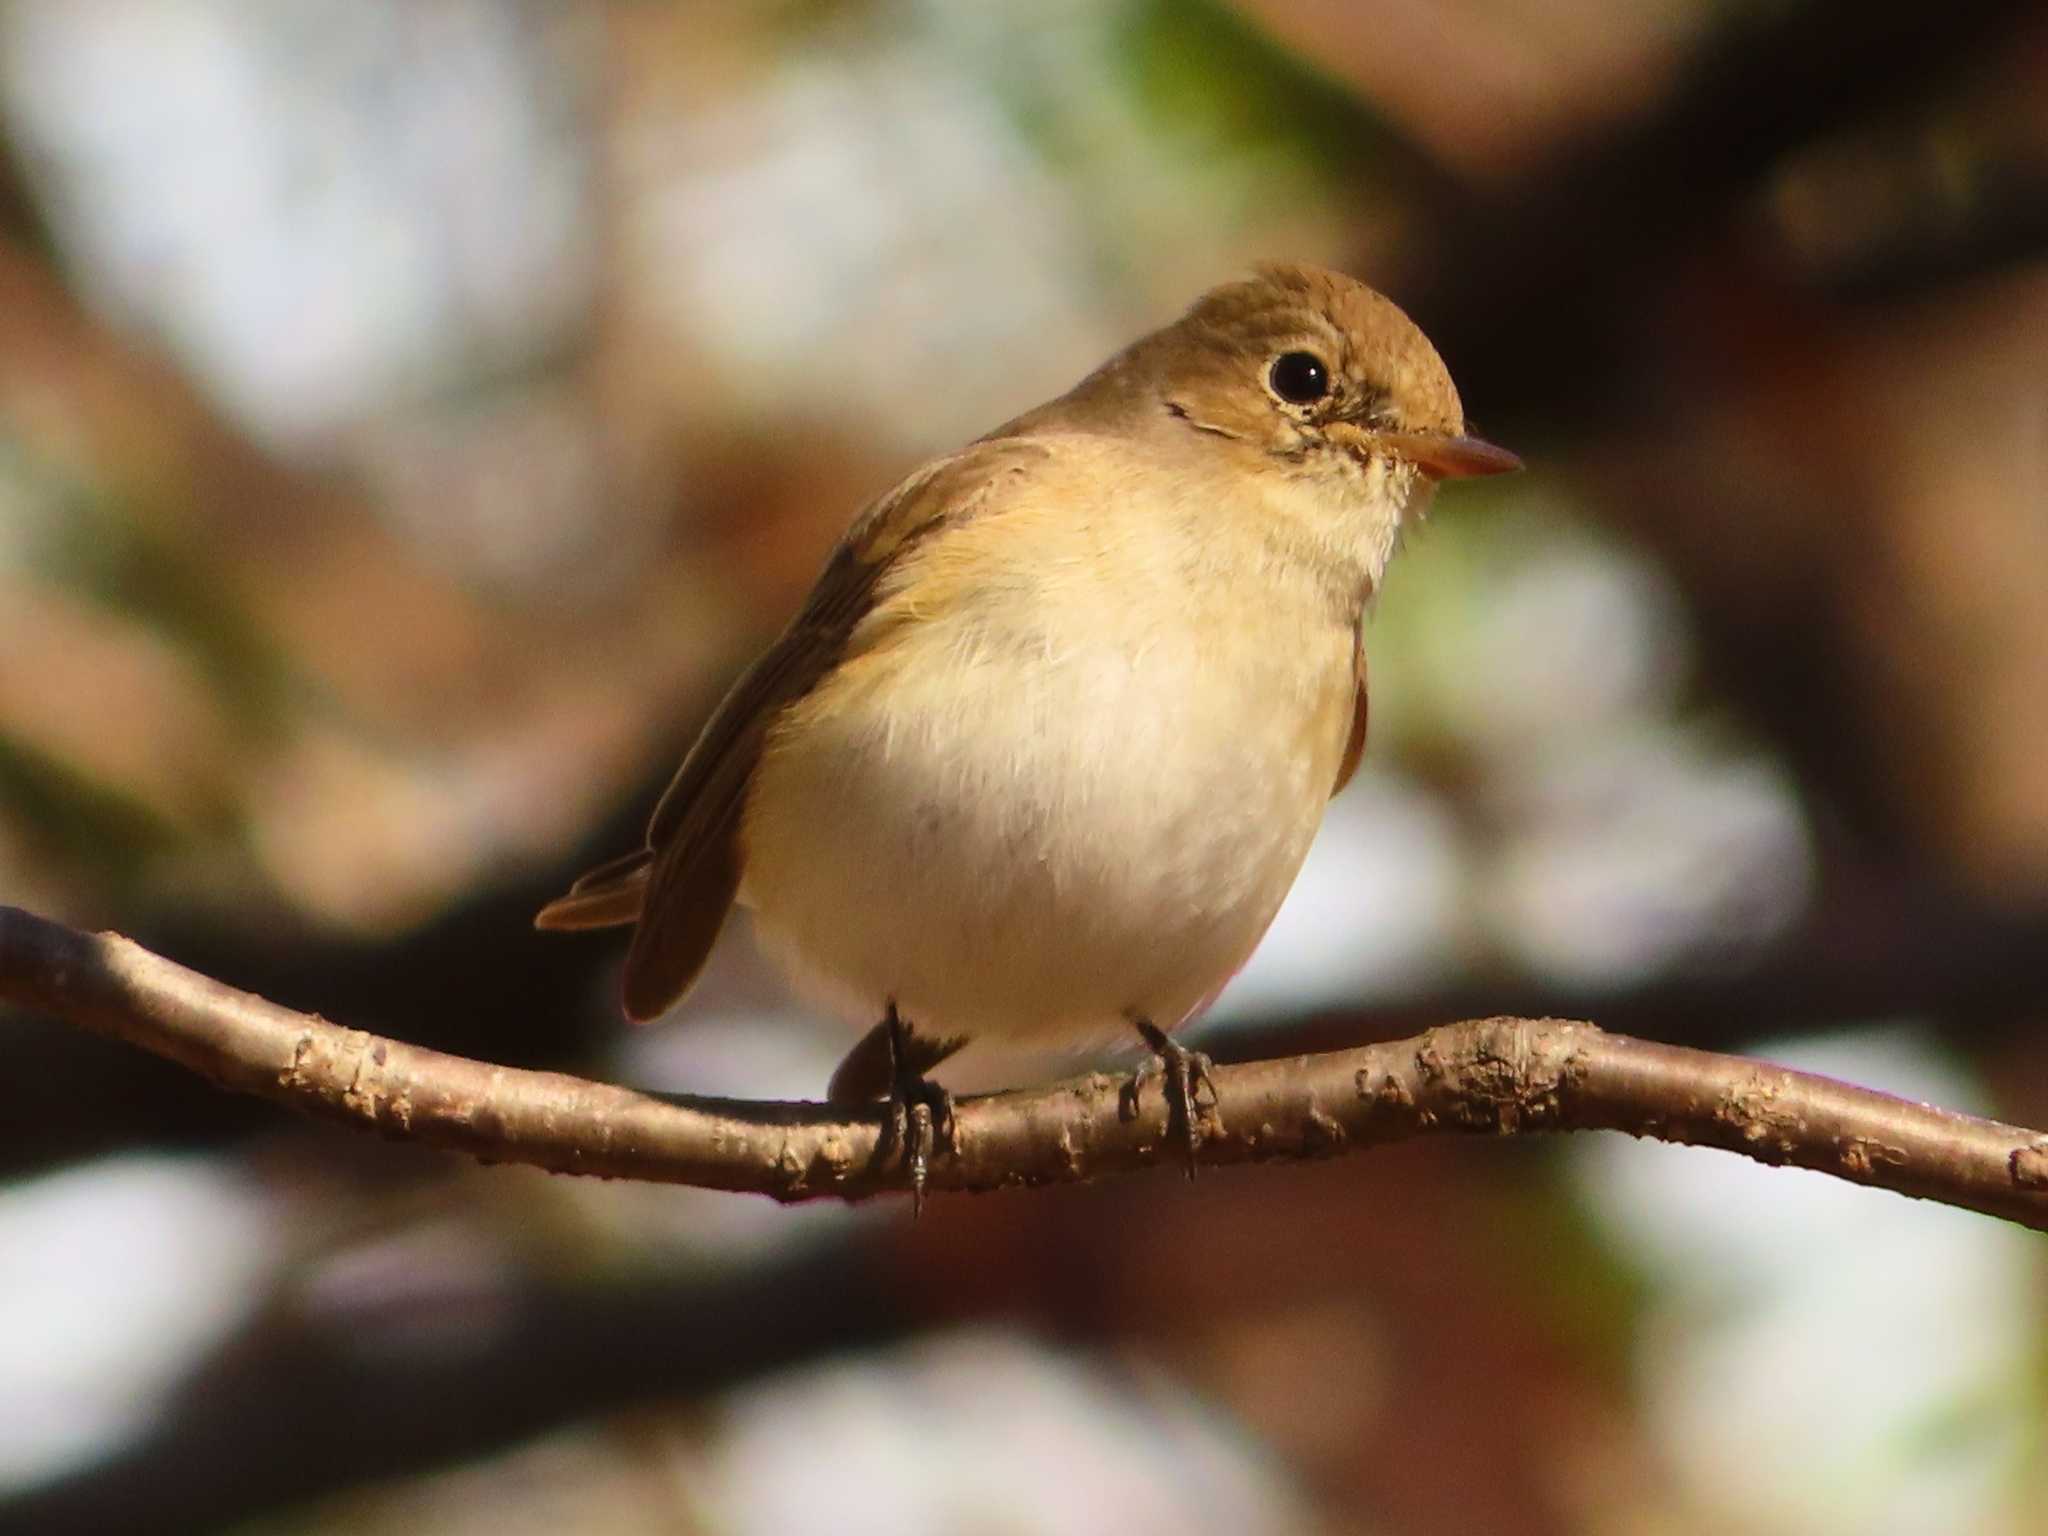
[1268, 351, 1330, 406]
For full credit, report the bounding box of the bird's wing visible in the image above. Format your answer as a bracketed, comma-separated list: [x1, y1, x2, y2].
[1331, 639, 1367, 799]
[615, 542, 877, 1020]
[536, 437, 1055, 1023]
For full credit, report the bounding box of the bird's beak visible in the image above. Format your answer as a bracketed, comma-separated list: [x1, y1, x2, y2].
[1376, 431, 1522, 480]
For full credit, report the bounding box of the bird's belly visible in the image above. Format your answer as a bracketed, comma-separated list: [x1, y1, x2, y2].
[738, 617, 1346, 1046]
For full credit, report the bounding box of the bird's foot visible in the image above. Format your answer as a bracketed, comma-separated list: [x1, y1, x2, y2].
[877, 1006, 957, 1215]
[1119, 1018, 1216, 1179]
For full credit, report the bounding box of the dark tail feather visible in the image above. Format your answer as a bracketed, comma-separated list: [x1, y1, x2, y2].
[533, 849, 653, 931]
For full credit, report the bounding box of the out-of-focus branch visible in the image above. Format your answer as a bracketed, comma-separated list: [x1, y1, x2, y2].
[6, 905, 2047, 1226]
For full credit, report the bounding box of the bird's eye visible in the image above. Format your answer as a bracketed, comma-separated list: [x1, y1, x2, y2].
[1268, 351, 1331, 407]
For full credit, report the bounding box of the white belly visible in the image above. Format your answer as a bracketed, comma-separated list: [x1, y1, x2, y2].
[737, 590, 1351, 1049]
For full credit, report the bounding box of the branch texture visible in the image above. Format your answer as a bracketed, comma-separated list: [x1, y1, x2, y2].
[6, 904, 2047, 1226]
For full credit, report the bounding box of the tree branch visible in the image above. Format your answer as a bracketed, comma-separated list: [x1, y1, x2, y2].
[5, 904, 2046, 1226]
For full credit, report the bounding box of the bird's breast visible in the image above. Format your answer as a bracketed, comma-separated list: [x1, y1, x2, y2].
[738, 500, 1359, 1042]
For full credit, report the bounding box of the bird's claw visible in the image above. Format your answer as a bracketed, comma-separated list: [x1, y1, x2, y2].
[880, 1007, 956, 1215]
[1121, 1020, 1216, 1179]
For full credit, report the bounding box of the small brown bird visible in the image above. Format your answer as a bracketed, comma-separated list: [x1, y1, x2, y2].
[538, 263, 1517, 1190]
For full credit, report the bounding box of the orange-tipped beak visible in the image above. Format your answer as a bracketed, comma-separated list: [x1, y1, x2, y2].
[1377, 431, 1522, 480]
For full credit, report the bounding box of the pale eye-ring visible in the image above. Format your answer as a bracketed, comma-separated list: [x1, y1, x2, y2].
[1268, 350, 1331, 406]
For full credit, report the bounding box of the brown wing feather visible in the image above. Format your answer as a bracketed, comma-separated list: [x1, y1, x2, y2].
[618, 544, 886, 1020]
[540, 438, 1053, 1023]
[1331, 643, 1367, 799]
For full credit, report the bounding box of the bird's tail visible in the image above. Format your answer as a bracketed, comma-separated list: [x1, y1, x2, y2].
[533, 848, 653, 930]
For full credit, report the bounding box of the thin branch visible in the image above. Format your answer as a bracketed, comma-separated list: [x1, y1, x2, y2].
[5, 904, 2046, 1226]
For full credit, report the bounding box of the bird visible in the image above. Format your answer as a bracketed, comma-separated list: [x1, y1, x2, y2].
[537, 262, 1518, 1197]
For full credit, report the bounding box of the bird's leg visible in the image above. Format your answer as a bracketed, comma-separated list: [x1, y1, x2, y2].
[840, 1003, 960, 1214]
[1119, 1017, 1216, 1179]
[889, 1006, 958, 1214]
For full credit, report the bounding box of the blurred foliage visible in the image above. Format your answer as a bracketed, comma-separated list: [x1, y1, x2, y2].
[1117, 0, 1396, 177]
[0, 734, 183, 882]
[36, 488, 287, 735]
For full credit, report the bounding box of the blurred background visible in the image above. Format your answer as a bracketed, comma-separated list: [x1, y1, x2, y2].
[1, 1, 2045, 1532]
